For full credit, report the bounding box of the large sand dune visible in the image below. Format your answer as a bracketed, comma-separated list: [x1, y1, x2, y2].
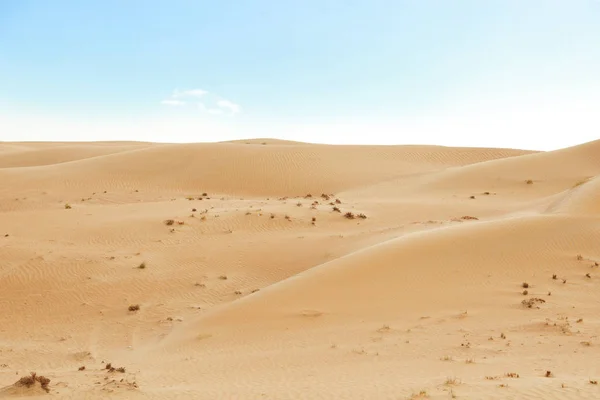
[1, 139, 599, 399]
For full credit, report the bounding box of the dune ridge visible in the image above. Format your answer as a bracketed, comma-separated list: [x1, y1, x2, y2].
[1, 139, 600, 399]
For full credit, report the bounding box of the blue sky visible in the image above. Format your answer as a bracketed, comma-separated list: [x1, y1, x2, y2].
[1, 1, 599, 149]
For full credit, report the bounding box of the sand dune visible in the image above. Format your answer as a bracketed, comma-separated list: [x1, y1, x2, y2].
[1, 139, 599, 399]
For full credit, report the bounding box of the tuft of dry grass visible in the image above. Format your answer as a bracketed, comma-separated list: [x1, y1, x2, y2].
[164, 219, 175, 226]
[332, 206, 341, 213]
[64, 203, 72, 209]
[137, 262, 146, 269]
[526, 179, 534, 185]
[357, 213, 367, 219]
[505, 372, 520, 378]
[128, 304, 140, 312]
[344, 212, 355, 219]
[218, 275, 228, 280]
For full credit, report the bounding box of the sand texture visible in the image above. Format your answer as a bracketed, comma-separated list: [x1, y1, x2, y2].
[2, 139, 600, 399]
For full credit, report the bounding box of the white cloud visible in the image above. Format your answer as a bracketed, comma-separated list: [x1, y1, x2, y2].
[216, 100, 241, 115]
[173, 89, 208, 98]
[160, 99, 186, 106]
[161, 88, 241, 117]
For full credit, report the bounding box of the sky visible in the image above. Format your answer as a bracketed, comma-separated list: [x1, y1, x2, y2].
[1, 0, 599, 150]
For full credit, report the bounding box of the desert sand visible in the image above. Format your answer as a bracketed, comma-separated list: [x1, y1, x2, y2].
[1, 138, 600, 399]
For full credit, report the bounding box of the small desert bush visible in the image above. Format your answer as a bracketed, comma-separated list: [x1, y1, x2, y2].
[332, 206, 341, 213]
[128, 304, 140, 312]
[344, 212, 355, 219]
[64, 203, 72, 209]
[16, 372, 50, 393]
[164, 219, 175, 226]
[357, 213, 367, 219]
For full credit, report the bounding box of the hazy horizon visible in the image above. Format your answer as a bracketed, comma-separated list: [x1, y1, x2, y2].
[2, 1, 599, 151]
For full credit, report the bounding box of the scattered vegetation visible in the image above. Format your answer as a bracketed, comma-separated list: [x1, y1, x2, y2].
[577, 254, 584, 261]
[128, 304, 140, 312]
[15, 372, 51, 393]
[332, 206, 341, 213]
[469, 195, 476, 199]
[218, 275, 228, 280]
[552, 274, 557, 280]
[522, 290, 528, 295]
[164, 219, 175, 226]
[78, 366, 85, 371]
[344, 212, 355, 219]
[137, 262, 146, 269]
[64, 203, 72, 209]
[505, 372, 520, 378]
[522, 282, 529, 288]
[545, 370, 553, 378]
[526, 179, 534, 185]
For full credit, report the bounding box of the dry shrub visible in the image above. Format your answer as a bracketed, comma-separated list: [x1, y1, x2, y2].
[128, 304, 140, 312]
[357, 213, 367, 219]
[461, 216, 478, 220]
[522, 297, 545, 308]
[332, 206, 341, 213]
[344, 212, 355, 219]
[164, 219, 175, 226]
[16, 372, 50, 393]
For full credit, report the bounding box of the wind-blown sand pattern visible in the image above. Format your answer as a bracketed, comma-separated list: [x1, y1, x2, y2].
[1, 139, 600, 399]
